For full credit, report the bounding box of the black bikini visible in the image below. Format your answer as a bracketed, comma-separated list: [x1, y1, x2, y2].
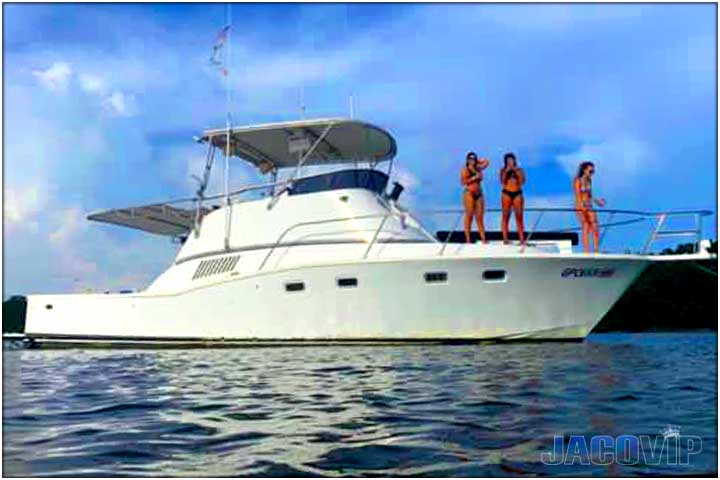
[502, 189, 523, 200]
[502, 169, 523, 200]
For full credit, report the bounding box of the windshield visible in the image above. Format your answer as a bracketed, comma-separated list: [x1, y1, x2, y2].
[289, 169, 389, 197]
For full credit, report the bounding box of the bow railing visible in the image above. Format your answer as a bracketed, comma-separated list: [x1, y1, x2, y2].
[255, 206, 714, 271]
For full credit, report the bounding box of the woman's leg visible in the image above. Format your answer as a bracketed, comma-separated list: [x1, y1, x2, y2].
[577, 211, 590, 253]
[513, 195, 525, 243]
[588, 211, 600, 252]
[475, 196, 487, 244]
[501, 193, 512, 244]
[463, 192, 475, 243]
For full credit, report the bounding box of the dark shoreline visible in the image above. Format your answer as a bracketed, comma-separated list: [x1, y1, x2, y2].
[595, 258, 718, 333]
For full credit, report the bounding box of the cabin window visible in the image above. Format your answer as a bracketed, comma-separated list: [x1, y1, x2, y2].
[285, 281, 305, 292]
[424, 272, 448, 284]
[337, 277, 358, 288]
[483, 270, 507, 282]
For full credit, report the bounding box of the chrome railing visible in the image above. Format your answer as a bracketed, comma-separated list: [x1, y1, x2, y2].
[256, 207, 713, 271]
[110, 183, 712, 266]
[257, 212, 437, 271]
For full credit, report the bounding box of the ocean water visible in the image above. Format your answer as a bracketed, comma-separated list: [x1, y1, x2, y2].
[2, 333, 717, 477]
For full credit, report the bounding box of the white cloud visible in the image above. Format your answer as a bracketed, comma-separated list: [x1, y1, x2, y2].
[47, 207, 100, 284]
[79, 73, 107, 95]
[102, 90, 138, 117]
[54, 252, 99, 282]
[393, 166, 421, 192]
[32, 62, 138, 116]
[556, 137, 651, 191]
[49, 207, 85, 246]
[4, 184, 48, 236]
[5, 185, 47, 225]
[392, 166, 422, 209]
[32, 61, 73, 92]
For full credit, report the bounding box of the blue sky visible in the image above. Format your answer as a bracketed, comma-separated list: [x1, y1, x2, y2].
[3, 3, 717, 295]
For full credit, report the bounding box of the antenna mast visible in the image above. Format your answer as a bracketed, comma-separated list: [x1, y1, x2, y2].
[224, 3, 232, 206]
[223, 3, 233, 250]
[299, 85, 306, 119]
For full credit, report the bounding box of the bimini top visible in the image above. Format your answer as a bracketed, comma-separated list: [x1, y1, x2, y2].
[200, 118, 397, 173]
[88, 204, 209, 237]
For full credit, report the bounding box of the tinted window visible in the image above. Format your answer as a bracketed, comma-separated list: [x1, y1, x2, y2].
[289, 169, 389, 196]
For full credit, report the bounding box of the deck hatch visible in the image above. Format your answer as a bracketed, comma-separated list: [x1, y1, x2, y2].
[192, 255, 240, 280]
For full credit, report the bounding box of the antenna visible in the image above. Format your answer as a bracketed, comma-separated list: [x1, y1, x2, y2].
[223, 3, 233, 251]
[224, 3, 232, 206]
[299, 85, 306, 119]
[349, 93, 355, 119]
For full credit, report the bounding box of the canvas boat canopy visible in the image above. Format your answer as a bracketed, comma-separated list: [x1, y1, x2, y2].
[88, 204, 209, 237]
[200, 118, 397, 173]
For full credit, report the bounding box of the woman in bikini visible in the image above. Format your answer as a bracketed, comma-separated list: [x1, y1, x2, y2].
[574, 161, 606, 253]
[460, 151, 489, 243]
[499, 152, 526, 245]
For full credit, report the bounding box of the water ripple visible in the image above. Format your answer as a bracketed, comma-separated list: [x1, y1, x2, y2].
[2, 332, 717, 476]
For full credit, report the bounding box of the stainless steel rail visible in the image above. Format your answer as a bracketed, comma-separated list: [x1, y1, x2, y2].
[256, 207, 713, 271]
[422, 207, 712, 254]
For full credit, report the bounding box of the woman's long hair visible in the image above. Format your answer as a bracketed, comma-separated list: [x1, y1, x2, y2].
[466, 151, 478, 169]
[577, 161, 594, 179]
[502, 152, 518, 182]
[503, 152, 517, 169]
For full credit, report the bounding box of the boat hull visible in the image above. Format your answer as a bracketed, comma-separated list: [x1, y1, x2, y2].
[18, 255, 649, 346]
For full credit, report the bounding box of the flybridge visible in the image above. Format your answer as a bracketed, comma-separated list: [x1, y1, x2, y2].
[199, 118, 397, 173]
[86, 118, 399, 238]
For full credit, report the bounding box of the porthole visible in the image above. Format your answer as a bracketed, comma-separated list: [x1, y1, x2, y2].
[483, 270, 507, 282]
[424, 272, 448, 283]
[285, 281, 305, 292]
[337, 277, 358, 288]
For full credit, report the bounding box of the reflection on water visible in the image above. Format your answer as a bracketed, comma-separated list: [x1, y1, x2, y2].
[2, 333, 717, 476]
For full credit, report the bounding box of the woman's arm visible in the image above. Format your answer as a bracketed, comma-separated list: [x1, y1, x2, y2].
[461, 169, 478, 186]
[573, 179, 585, 210]
[517, 168, 526, 186]
[477, 158, 490, 170]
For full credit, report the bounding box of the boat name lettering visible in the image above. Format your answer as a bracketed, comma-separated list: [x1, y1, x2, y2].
[561, 267, 615, 278]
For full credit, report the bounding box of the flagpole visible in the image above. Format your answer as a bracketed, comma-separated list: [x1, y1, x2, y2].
[224, 3, 232, 207]
[223, 3, 232, 251]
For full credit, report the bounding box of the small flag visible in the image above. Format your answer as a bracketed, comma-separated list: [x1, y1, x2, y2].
[210, 25, 231, 75]
[215, 25, 230, 45]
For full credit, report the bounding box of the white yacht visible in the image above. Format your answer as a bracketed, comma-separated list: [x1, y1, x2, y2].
[4, 118, 713, 347]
